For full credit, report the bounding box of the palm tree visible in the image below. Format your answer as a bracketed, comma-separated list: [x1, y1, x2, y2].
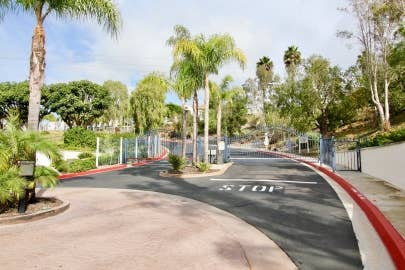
[257, 56, 273, 71]
[170, 64, 199, 158]
[283, 46, 302, 73]
[167, 25, 203, 162]
[210, 76, 242, 163]
[0, 113, 61, 209]
[256, 56, 274, 111]
[173, 33, 246, 163]
[0, 1, 122, 131]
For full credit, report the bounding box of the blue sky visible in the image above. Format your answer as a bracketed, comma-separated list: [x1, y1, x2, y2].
[0, 0, 358, 104]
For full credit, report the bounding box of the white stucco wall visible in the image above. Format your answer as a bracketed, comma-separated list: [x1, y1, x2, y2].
[35, 150, 81, 167]
[61, 150, 81, 160]
[361, 142, 405, 190]
[36, 152, 52, 166]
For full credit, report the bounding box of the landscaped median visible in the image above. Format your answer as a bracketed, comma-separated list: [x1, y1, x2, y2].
[160, 162, 233, 178]
[261, 149, 405, 270]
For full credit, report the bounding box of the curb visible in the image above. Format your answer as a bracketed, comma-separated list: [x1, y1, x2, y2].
[59, 165, 128, 180]
[59, 149, 168, 180]
[0, 200, 70, 225]
[266, 151, 405, 269]
[159, 162, 233, 179]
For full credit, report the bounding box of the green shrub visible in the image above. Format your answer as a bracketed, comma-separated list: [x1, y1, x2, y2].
[387, 128, 405, 142]
[64, 127, 96, 149]
[98, 153, 119, 166]
[168, 154, 186, 171]
[359, 127, 405, 148]
[78, 152, 94, 159]
[196, 162, 210, 172]
[68, 158, 96, 173]
[53, 159, 69, 173]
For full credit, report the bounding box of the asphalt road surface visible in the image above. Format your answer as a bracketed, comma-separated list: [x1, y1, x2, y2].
[60, 156, 363, 270]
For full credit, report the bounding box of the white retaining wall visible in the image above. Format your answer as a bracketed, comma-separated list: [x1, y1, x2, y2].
[36, 150, 82, 167]
[361, 141, 405, 190]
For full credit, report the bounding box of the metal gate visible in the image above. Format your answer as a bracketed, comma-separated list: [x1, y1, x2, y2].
[320, 137, 361, 171]
[226, 126, 319, 162]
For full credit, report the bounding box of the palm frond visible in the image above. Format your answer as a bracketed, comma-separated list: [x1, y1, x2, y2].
[0, 166, 26, 204]
[52, 0, 122, 38]
[34, 166, 59, 188]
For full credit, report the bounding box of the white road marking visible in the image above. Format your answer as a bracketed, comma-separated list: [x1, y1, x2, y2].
[218, 184, 285, 192]
[230, 157, 286, 160]
[210, 178, 318, 184]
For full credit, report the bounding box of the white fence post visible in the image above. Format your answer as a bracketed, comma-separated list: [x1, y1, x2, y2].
[135, 137, 138, 160]
[147, 135, 151, 158]
[96, 137, 100, 168]
[119, 137, 123, 164]
[154, 135, 158, 157]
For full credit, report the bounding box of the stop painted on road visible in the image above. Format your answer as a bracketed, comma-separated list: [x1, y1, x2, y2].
[218, 184, 285, 193]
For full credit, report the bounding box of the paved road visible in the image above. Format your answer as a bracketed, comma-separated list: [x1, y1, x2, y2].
[60, 157, 363, 270]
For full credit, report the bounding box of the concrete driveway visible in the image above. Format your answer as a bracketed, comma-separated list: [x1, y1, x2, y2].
[0, 188, 295, 270]
[57, 158, 363, 270]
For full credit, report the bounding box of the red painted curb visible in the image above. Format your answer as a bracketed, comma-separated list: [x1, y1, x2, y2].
[264, 150, 405, 269]
[59, 149, 168, 180]
[59, 165, 128, 180]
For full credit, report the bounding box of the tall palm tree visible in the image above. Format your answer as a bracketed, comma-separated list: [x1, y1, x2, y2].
[170, 61, 199, 158]
[210, 75, 242, 163]
[256, 56, 274, 111]
[257, 56, 273, 71]
[0, 1, 122, 131]
[283, 46, 302, 73]
[167, 25, 203, 163]
[173, 33, 246, 163]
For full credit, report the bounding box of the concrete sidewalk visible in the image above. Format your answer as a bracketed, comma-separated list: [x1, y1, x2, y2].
[0, 188, 296, 270]
[337, 171, 405, 238]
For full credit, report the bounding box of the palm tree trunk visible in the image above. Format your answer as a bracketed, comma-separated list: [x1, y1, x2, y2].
[181, 98, 187, 158]
[216, 101, 222, 164]
[203, 74, 210, 163]
[192, 91, 198, 164]
[28, 22, 46, 131]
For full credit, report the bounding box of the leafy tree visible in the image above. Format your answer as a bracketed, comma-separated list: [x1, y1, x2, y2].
[43, 80, 112, 128]
[0, 0, 122, 131]
[388, 24, 405, 115]
[130, 73, 169, 134]
[0, 81, 29, 125]
[222, 92, 248, 136]
[243, 78, 261, 115]
[277, 55, 356, 136]
[102, 80, 130, 126]
[165, 103, 182, 122]
[339, 0, 404, 130]
[172, 30, 246, 162]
